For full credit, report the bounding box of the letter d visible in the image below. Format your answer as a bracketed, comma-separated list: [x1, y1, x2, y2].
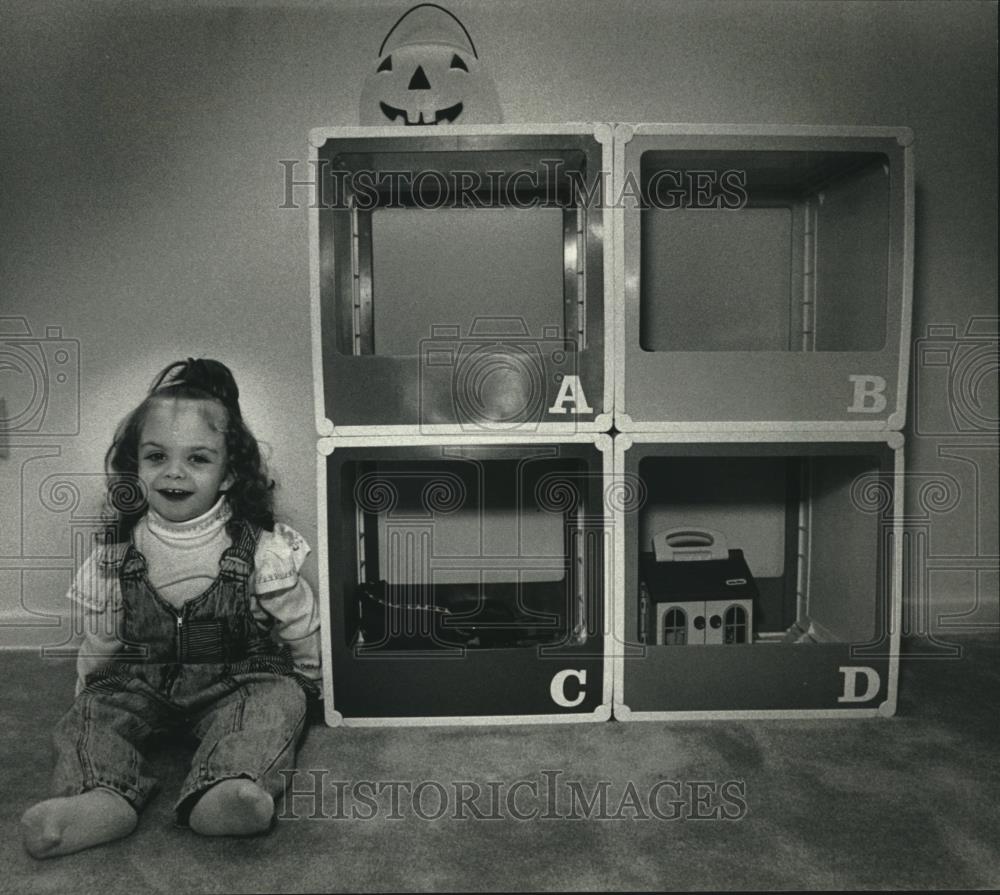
[838, 666, 880, 703]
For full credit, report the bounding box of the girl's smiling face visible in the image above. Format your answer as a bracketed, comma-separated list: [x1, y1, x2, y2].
[138, 398, 233, 523]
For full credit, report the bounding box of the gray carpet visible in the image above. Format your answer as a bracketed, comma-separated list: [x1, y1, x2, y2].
[3, 639, 998, 893]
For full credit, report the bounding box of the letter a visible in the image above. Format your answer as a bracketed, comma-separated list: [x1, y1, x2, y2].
[548, 375, 594, 415]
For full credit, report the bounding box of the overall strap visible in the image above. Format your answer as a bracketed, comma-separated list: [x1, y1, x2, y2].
[98, 540, 147, 580]
[219, 520, 262, 582]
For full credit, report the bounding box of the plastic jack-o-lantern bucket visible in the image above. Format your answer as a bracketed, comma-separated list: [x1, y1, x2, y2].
[359, 3, 502, 126]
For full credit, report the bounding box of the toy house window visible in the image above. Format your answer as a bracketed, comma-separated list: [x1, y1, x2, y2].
[724, 604, 748, 644]
[662, 607, 687, 645]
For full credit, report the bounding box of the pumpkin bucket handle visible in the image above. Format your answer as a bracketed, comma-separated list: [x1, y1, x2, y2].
[379, 3, 479, 59]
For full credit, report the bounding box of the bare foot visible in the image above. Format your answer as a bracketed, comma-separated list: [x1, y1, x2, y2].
[21, 788, 138, 858]
[188, 779, 274, 836]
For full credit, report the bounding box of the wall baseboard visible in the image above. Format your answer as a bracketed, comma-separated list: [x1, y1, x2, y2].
[0, 612, 77, 652]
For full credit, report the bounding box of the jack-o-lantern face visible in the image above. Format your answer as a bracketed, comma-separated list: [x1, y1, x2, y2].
[359, 3, 502, 126]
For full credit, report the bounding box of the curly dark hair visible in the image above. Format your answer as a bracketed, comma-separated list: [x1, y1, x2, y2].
[104, 358, 275, 541]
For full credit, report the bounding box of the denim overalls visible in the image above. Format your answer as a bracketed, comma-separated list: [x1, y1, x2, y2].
[51, 521, 308, 823]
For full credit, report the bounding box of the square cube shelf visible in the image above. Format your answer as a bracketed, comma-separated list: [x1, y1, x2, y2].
[310, 124, 613, 436]
[316, 434, 613, 726]
[613, 124, 914, 431]
[613, 431, 904, 719]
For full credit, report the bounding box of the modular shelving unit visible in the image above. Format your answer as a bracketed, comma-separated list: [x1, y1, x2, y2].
[612, 431, 904, 719]
[310, 122, 913, 725]
[310, 123, 614, 437]
[613, 124, 914, 431]
[309, 124, 615, 725]
[315, 433, 613, 726]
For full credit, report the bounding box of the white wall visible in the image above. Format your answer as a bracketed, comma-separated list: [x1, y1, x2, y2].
[1, 0, 996, 645]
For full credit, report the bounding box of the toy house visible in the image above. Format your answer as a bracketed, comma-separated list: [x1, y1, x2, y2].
[638, 528, 758, 646]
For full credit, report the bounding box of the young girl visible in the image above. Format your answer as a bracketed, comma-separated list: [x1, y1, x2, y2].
[21, 358, 321, 858]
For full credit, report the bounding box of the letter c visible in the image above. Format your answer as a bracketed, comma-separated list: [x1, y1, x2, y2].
[550, 669, 587, 708]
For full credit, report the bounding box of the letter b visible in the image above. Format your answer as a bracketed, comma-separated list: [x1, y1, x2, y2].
[847, 375, 887, 414]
